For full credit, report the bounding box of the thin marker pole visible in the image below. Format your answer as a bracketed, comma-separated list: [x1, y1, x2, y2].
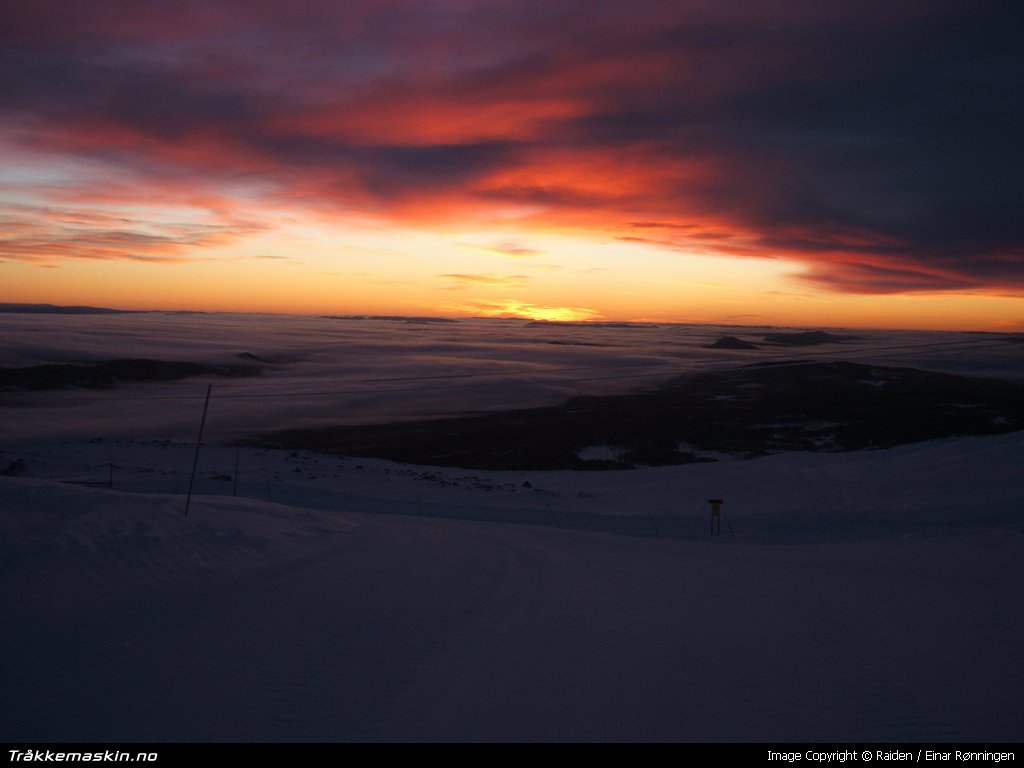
[647, 509, 660, 538]
[233, 447, 240, 497]
[185, 383, 212, 516]
[709, 499, 724, 536]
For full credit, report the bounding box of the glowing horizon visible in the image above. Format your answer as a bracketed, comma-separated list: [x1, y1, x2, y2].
[1, 2, 1021, 332]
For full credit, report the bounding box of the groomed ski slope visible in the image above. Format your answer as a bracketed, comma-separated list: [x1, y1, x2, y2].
[3, 432, 1022, 742]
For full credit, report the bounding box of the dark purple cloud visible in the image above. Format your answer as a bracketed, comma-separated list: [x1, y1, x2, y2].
[0, 0, 1020, 292]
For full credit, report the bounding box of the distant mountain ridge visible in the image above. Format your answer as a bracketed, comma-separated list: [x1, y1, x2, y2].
[0, 358, 266, 391]
[0, 303, 138, 315]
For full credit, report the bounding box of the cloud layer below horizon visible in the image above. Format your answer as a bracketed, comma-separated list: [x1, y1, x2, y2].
[1, 1, 1021, 317]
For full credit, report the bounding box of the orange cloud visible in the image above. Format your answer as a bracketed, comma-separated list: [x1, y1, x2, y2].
[440, 274, 529, 289]
[276, 93, 586, 146]
[0, 197, 264, 265]
[458, 241, 543, 258]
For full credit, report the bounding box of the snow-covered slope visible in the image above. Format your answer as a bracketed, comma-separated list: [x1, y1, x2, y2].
[3, 433, 1022, 742]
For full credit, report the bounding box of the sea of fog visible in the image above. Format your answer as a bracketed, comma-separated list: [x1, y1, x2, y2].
[1, 311, 1022, 445]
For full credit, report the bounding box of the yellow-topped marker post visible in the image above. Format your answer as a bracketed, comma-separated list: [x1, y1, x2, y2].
[709, 498, 723, 536]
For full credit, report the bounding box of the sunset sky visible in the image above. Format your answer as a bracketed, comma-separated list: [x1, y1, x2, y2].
[1, 1, 1021, 329]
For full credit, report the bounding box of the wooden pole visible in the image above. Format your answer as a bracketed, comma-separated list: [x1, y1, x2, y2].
[184, 383, 212, 516]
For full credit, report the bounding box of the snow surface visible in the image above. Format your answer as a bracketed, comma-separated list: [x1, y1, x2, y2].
[3, 432, 1023, 742]
[3, 314, 1022, 741]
